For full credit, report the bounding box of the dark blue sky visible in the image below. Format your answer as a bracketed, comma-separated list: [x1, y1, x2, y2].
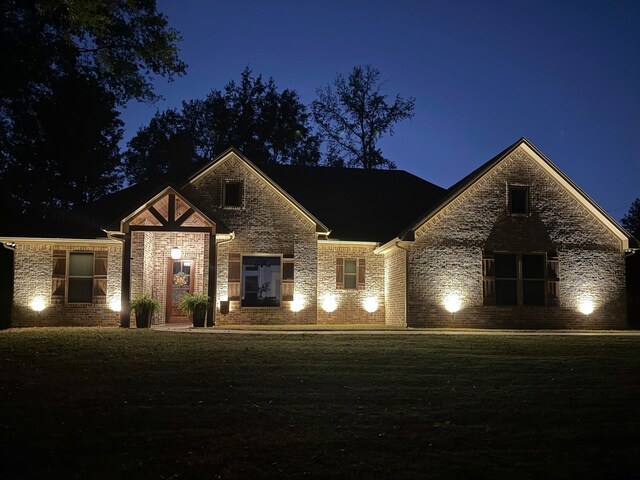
[121, 0, 640, 220]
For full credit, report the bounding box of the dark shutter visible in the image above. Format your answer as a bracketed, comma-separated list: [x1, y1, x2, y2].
[546, 251, 559, 306]
[357, 258, 366, 290]
[336, 257, 344, 289]
[482, 252, 495, 306]
[51, 250, 67, 304]
[228, 253, 241, 300]
[282, 255, 294, 302]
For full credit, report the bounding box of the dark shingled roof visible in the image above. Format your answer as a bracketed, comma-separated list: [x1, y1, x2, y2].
[255, 163, 447, 242]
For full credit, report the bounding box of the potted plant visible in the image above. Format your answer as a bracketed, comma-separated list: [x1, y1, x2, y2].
[131, 295, 160, 328]
[179, 293, 211, 328]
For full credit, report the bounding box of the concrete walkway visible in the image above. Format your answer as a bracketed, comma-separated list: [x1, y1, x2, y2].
[152, 325, 640, 336]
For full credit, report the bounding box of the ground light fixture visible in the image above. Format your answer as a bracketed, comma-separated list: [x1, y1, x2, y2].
[170, 247, 182, 260]
[30, 296, 46, 313]
[579, 298, 595, 316]
[363, 297, 379, 313]
[444, 293, 462, 314]
[290, 295, 304, 313]
[109, 297, 121, 312]
[322, 295, 337, 313]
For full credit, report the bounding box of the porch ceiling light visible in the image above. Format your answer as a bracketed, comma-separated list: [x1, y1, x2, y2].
[170, 247, 182, 260]
[444, 293, 462, 314]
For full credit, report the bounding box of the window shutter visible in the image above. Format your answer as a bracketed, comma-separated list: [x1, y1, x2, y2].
[336, 257, 344, 289]
[51, 250, 66, 304]
[282, 255, 294, 302]
[357, 258, 366, 290]
[228, 253, 241, 300]
[482, 252, 495, 306]
[93, 251, 108, 304]
[546, 251, 559, 306]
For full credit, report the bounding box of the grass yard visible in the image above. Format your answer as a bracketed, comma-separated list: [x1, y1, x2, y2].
[1, 328, 639, 479]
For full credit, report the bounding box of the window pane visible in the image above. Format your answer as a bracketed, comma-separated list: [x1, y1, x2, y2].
[344, 259, 357, 274]
[495, 254, 517, 278]
[522, 254, 545, 279]
[68, 278, 93, 303]
[69, 253, 93, 276]
[523, 280, 545, 306]
[495, 279, 517, 306]
[510, 187, 527, 214]
[242, 256, 280, 307]
[224, 182, 242, 207]
[344, 274, 357, 289]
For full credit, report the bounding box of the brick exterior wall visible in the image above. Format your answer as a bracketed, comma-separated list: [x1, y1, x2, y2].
[384, 246, 407, 326]
[406, 146, 627, 329]
[317, 243, 385, 325]
[11, 242, 122, 326]
[130, 231, 208, 325]
[183, 152, 318, 325]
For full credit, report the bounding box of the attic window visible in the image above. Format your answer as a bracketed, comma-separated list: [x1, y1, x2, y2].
[509, 186, 529, 215]
[224, 180, 243, 208]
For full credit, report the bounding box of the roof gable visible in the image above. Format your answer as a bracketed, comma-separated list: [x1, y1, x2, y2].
[403, 138, 632, 250]
[187, 148, 330, 234]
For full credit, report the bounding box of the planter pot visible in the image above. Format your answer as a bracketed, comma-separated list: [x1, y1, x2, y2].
[192, 307, 206, 328]
[135, 307, 152, 328]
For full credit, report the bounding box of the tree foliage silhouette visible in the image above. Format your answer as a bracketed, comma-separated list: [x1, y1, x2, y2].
[124, 68, 320, 184]
[621, 198, 640, 239]
[0, 0, 186, 220]
[311, 65, 415, 169]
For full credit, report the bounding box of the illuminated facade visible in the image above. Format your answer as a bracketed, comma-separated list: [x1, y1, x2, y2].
[1, 139, 636, 328]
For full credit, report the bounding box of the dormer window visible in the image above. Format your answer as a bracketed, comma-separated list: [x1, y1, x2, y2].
[224, 180, 243, 208]
[509, 185, 529, 215]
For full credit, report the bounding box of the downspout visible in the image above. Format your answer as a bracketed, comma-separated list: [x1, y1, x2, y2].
[395, 240, 410, 328]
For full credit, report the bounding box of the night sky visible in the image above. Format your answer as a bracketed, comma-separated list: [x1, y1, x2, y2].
[121, 0, 640, 220]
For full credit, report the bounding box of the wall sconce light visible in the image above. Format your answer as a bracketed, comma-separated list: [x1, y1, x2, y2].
[109, 297, 121, 312]
[170, 247, 182, 260]
[322, 296, 337, 313]
[363, 297, 378, 313]
[30, 296, 46, 313]
[578, 298, 594, 316]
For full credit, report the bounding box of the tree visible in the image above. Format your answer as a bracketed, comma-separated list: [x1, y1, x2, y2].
[621, 198, 640, 239]
[0, 0, 186, 219]
[311, 65, 415, 169]
[123, 68, 320, 183]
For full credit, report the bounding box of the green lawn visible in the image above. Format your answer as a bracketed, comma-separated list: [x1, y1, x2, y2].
[1, 328, 639, 479]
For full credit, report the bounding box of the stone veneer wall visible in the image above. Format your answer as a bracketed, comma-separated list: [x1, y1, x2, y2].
[384, 246, 407, 326]
[317, 243, 385, 324]
[407, 146, 627, 329]
[130, 231, 208, 325]
[183, 153, 318, 325]
[12, 242, 122, 326]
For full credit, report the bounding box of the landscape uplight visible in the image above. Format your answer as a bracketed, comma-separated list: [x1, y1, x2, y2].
[578, 298, 594, 316]
[444, 293, 462, 314]
[322, 296, 337, 313]
[109, 297, 121, 312]
[30, 296, 46, 312]
[290, 295, 304, 313]
[363, 297, 379, 313]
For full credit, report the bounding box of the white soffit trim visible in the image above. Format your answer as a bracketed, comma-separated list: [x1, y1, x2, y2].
[0, 237, 120, 245]
[319, 239, 379, 247]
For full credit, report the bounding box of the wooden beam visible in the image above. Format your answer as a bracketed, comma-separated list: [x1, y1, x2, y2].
[119, 234, 132, 328]
[147, 206, 168, 226]
[168, 193, 176, 223]
[207, 231, 216, 327]
[175, 207, 195, 226]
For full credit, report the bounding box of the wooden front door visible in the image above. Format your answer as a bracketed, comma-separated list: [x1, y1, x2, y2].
[167, 259, 194, 323]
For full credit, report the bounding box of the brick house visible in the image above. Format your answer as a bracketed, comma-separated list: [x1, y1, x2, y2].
[2, 138, 636, 329]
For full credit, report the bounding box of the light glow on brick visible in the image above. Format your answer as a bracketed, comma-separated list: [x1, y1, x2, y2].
[109, 297, 121, 312]
[363, 297, 379, 313]
[30, 296, 46, 312]
[290, 295, 304, 313]
[578, 297, 594, 315]
[322, 295, 337, 313]
[444, 293, 462, 313]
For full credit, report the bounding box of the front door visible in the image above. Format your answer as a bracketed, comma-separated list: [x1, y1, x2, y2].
[167, 259, 194, 323]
